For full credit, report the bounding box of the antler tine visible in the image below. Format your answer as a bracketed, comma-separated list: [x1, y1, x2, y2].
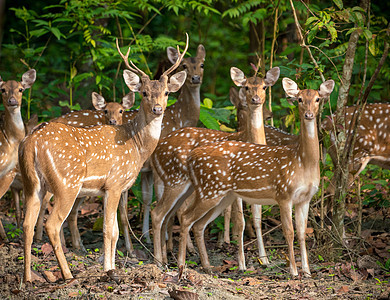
[116, 38, 148, 78]
[162, 33, 189, 77]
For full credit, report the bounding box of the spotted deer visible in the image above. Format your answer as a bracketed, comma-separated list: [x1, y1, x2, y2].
[176, 78, 335, 276]
[33, 92, 135, 253]
[0, 69, 36, 241]
[139, 44, 206, 244]
[19, 35, 188, 282]
[151, 67, 283, 267]
[322, 103, 390, 193]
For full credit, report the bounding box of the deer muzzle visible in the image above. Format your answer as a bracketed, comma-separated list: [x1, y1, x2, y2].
[251, 95, 262, 105]
[191, 75, 201, 84]
[152, 105, 163, 116]
[7, 97, 19, 107]
[304, 111, 315, 120]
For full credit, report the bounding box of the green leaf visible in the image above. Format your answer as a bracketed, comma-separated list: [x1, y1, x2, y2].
[199, 108, 220, 130]
[96, 75, 101, 85]
[332, 0, 343, 10]
[70, 66, 77, 80]
[307, 26, 318, 43]
[280, 98, 295, 108]
[203, 98, 213, 109]
[305, 16, 319, 26]
[369, 38, 378, 56]
[363, 29, 372, 41]
[50, 27, 62, 40]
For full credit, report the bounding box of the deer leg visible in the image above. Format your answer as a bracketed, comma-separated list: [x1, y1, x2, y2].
[151, 183, 192, 265]
[232, 198, 246, 271]
[23, 190, 41, 283]
[45, 192, 79, 280]
[0, 171, 15, 198]
[11, 187, 22, 228]
[141, 171, 153, 244]
[67, 197, 86, 252]
[279, 201, 297, 276]
[192, 192, 238, 271]
[119, 190, 134, 254]
[103, 190, 122, 271]
[252, 204, 269, 265]
[35, 192, 52, 242]
[176, 194, 196, 254]
[223, 205, 232, 245]
[295, 200, 311, 276]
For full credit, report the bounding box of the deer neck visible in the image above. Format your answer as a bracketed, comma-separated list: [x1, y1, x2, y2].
[125, 108, 163, 162]
[297, 118, 320, 172]
[247, 106, 266, 145]
[175, 83, 201, 127]
[2, 106, 25, 143]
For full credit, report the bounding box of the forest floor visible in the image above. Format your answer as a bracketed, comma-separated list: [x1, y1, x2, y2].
[0, 198, 389, 299]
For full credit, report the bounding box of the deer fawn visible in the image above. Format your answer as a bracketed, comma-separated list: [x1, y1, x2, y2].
[151, 66, 281, 267]
[176, 78, 335, 276]
[322, 103, 390, 193]
[33, 92, 135, 252]
[139, 44, 206, 244]
[19, 35, 188, 282]
[0, 69, 36, 241]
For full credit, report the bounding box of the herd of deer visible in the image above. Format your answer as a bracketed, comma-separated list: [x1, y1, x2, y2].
[0, 34, 389, 284]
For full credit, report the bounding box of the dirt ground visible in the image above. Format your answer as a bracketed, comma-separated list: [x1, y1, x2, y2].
[0, 199, 389, 299]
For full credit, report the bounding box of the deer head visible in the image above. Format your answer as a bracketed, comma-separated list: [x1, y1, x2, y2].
[0, 69, 36, 110]
[168, 44, 205, 86]
[91, 92, 134, 125]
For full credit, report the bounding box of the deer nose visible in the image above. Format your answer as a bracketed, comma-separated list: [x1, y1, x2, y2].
[191, 75, 201, 84]
[251, 96, 261, 104]
[109, 119, 117, 125]
[304, 111, 314, 120]
[152, 105, 163, 115]
[8, 98, 18, 106]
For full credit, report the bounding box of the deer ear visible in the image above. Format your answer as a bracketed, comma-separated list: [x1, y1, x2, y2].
[168, 71, 187, 93]
[282, 77, 300, 98]
[21, 69, 36, 89]
[231, 67, 247, 87]
[123, 70, 141, 92]
[92, 92, 106, 110]
[264, 67, 280, 87]
[167, 47, 179, 65]
[229, 87, 240, 108]
[196, 44, 206, 60]
[263, 107, 273, 120]
[319, 80, 335, 98]
[122, 92, 135, 110]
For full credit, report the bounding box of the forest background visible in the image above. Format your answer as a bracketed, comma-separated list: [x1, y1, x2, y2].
[0, 0, 389, 255]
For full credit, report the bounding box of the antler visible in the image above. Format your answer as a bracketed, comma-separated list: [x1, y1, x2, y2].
[162, 33, 189, 78]
[116, 39, 148, 78]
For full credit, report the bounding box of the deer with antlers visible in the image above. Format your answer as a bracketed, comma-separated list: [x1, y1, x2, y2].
[19, 35, 188, 282]
[175, 78, 335, 276]
[0, 70, 36, 241]
[151, 66, 286, 268]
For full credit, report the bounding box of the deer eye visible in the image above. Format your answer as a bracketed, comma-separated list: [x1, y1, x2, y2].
[19, 88, 24, 92]
[165, 91, 169, 96]
[316, 98, 320, 102]
[245, 86, 249, 91]
[298, 98, 303, 103]
[200, 63, 204, 68]
[1, 88, 5, 93]
[263, 86, 267, 90]
[182, 64, 187, 69]
[142, 91, 147, 97]
[119, 109, 123, 113]
[104, 110, 108, 114]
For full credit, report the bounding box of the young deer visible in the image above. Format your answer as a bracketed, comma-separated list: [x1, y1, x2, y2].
[176, 78, 335, 276]
[33, 92, 135, 252]
[19, 36, 188, 282]
[322, 103, 390, 193]
[0, 70, 36, 241]
[151, 67, 281, 266]
[54, 92, 135, 127]
[140, 44, 206, 243]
